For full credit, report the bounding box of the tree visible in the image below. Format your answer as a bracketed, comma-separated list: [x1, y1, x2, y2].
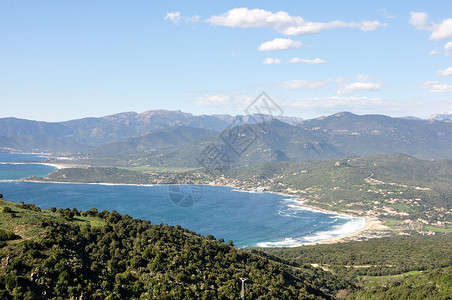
[0, 194, 3, 199]
[72, 207, 80, 216]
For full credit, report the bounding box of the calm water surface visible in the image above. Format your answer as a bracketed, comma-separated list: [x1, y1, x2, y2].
[0, 153, 364, 248]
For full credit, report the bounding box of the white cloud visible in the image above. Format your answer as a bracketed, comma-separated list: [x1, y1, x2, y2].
[280, 96, 452, 119]
[421, 81, 452, 92]
[409, 12, 435, 31]
[429, 49, 441, 55]
[193, 94, 253, 110]
[258, 38, 301, 51]
[445, 41, 452, 56]
[356, 74, 372, 82]
[282, 96, 386, 110]
[281, 77, 382, 95]
[283, 20, 384, 35]
[194, 94, 230, 106]
[280, 78, 346, 90]
[194, 93, 390, 116]
[409, 12, 452, 41]
[194, 92, 451, 119]
[186, 15, 201, 23]
[431, 19, 452, 40]
[436, 67, 452, 76]
[207, 8, 294, 29]
[263, 58, 281, 64]
[289, 57, 327, 64]
[164, 12, 181, 24]
[339, 82, 383, 94]
[164, 11, 200, 25]
[280, 80, 327, 90]
[207, 8, 386, 36]
[378, 8, 395, 19]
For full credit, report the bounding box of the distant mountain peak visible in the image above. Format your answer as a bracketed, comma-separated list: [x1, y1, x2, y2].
[138, 109, 193, 118]
[333, 112, 354, 117]
[397, 116, 423, 121]
[430, 112, 452, 121]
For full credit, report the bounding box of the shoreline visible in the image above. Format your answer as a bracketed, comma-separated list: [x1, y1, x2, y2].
[289, 200, 388, 246]
[39, 163, 84, 169]
[0, 162, 82, 170]
[295, 216, 387, 246]
[2, 159, 384, 247]
[16, 177, 378, 247]
[231, 189, 378, 246]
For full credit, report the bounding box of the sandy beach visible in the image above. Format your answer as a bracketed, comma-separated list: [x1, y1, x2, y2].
[0, 160, 85, 170]
[297, 216, 388, 246]
[202, 187, 389, 247]
[39, 163, 87, 169]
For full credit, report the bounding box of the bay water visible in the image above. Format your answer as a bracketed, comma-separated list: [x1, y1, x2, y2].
[0, 153, 364, 248]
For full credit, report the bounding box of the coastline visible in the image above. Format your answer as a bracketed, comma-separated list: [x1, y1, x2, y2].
[38, 163, 82, 169]
[0, 161, 82, 170]
[295, 216, 387, 246]
[4, 158, 384, 247]
[17, 175, 379, 246]
[289, 200, 388, 246]
[232, 191, 380, 247]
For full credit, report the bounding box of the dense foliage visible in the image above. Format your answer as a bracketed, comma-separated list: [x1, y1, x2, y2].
[224, 154, 452, 224]
[0, 199, 450, 299]
[0, 200, 346, 299]
[351, 266, 452, 299]
[260, 235, 452, 278]
[260, 235, 452, 298]
[28, 167, 155, 184]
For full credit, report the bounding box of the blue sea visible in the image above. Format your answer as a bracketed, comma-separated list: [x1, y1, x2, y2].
[0, 153, 365, 248]
[0, 153, 56, 180]
[0, 153, 49, 162]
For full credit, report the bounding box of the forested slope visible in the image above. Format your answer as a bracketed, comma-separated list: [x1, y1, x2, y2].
[0, 199, 347, 299]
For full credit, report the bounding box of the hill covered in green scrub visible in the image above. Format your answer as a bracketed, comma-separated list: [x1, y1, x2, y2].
[0, 198, 346, 299]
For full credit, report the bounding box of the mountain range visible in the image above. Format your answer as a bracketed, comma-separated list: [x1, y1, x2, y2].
[0, 110, 302, 153]
[2, 110, 452, 167]
[126, 112, 451, 168]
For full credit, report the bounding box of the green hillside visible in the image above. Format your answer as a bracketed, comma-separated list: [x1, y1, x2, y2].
[118, 113, 452, 168]
[0, 199, 450, 299]
[224, 154, 452, 225]
[0, 199, 348, 299]
[0, 135, 92, 153]
[90, 126, 217, 157]
[5, 111, 452, 163]
[260, 235, 452, 299]
[299, 112, 452, 160]
[260, 235, 452, 277]
[351, 266, 452, 299]
[27, 167, 156, 184]
[138, 120, 342, 168]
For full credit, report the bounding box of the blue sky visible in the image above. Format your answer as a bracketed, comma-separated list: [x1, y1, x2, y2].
[1, 1, 452, 121]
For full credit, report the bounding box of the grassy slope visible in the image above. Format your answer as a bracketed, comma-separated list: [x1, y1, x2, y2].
[351, 266, 452, 299]
[0, 199, 106, 240]
[0, 199, 347, 299]
[259, 235, 452, 299]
